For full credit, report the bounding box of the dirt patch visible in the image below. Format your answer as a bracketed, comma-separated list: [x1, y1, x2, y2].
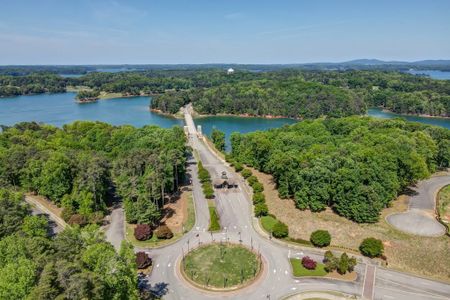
[250, 168, 450, 283]
[325, 270, 357, 282]
[26, 193, 63, 217]
[162, 186, 191, 234]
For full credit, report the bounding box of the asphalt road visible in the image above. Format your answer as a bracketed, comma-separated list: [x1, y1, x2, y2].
[386, 175, 449, 236]
[108, 105, 450, 300]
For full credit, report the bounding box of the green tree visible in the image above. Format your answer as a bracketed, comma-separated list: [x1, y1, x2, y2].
[310, 230, 331, 248]
[211, 129, 226, 152]
[359, 237, 384, 258]
[22, 215, 48, 237]
[272, 221, 289, 238]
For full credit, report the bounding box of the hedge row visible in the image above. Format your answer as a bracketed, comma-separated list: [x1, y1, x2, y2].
[198, 161, 214, 199]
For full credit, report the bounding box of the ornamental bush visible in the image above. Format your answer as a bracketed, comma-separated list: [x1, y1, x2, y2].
[251, 182, 264, 193]
[241, 169, 253, 179]
[301, 256, 317, 270]
[272, 221, 289, 238]
[254, 203, 268, 217]
[134, 224, 152, 241]
[310, 230, 331, 247]
[234, 162, 243, 172]
[252, 192, 265, 204]
[136, 252, 152, 269]
[155, 225, 173, 239]
[247, 176, 258, 186]
[359, 237, 384, 258]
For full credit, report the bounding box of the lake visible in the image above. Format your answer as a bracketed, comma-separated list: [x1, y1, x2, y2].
[0, 92, 183, 128]
[1, 93, 449, 148]
[407, 70, 450, 80]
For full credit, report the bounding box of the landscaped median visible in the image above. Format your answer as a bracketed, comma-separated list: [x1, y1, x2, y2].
[125, 191, 196, 248]
[180, 243, 263, 291]
[289, 250, 357, 281]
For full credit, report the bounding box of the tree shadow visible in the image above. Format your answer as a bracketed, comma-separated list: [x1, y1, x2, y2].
[400, 186, 419, 196]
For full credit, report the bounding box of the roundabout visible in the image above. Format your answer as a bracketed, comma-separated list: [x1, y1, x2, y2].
[180, 243, 263, 291]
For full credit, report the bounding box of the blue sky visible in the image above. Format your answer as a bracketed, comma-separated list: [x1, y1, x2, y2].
[0, 0, 449, 64]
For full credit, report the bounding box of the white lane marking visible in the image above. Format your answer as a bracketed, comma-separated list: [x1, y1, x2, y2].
[384, 296, 394, 299]
[273, 269, 277, 274]
[168, 263, 171, 267]
[285, 270, 288, 275]
[156, 264, 160, 268]
[291, 287, 297, 291]
[295, 280, 300, 283]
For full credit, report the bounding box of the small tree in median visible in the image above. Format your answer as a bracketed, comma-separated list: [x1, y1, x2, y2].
[241, 169, 252, 179]
[254, 203, 268, 217]
[155, 225, 174, 239]
[301, 256, 317, 270]
[272, 221, 289, 238]
[252, 192, 265, 204]
[134, 224, 152, 241]
[359, 237, 384, 258]
[310, 230, 331, 247]
[136, 252, 152, 269]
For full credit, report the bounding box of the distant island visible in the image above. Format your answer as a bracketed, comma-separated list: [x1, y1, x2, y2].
[75, 90, 100, 103]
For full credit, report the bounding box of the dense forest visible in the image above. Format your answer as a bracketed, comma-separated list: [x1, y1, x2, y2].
[1, 69, 449, 117]
[230, 117, 450, 223]
[0, 122, 187, 226]
[0, 73, 68, 97]
[0, 189, 138, 299]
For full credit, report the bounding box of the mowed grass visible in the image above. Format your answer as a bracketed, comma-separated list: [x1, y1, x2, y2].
[260, 215, 277, 232]
[438, 185, 450, 229]
[208, 206, 221, 231]
[185, 193, 196, 232]
[251, 167, 450, 282]
[290, 258, 327, 277]
[183, 243, 260, 288]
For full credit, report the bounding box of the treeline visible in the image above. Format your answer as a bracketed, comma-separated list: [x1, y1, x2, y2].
[0, 121, 187, 226]
[0, 189, 138, 299]
[230, 117, 450, 223]
[154, 79, 365, 118]
[151, 70, 450, 118]
[2, 69, 449, 117]
[0, 73, 67, 97]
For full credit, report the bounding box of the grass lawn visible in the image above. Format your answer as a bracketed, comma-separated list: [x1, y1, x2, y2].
[184, 193, 196, 233]
[260, 215, 277, 232]
[438, 185, 450, 230]
[125, 224, 181, 248]
[183, 243, 260, 288]
[208, 206, 221, 231]
[290, 258, 327, 277]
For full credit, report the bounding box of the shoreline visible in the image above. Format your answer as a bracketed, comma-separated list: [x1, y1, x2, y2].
[372, 107, 450, 120]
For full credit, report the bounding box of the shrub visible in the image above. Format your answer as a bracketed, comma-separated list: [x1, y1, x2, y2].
[234, 162, 243, 172]
[241, 169, 252, 179]
[198, 169, 210, 183]
[61, 207, 75, 222]
[301, 256, 317, 270]
[252, 192, 265, 204]
[359, 237, 384, 258]
[272, 221, 289, 238]
[136, 252, 152, 269]
[68, 214, 88, 226]
[203, 183, 215, 199]
[134, 224, 152, 241]
[247, 176, 258, 186]
[254, 203, 268, 217]
[155, 225, 173, 239]
[251, 182, 264, 193]
[310, 230, 331, 247]
[323, 251, 338, 273]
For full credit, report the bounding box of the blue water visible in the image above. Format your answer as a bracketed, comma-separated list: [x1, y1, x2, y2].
[0, 93, 183, 128]
[195, 116, 297, 150]
[367, 108, 450, 129]
[407, 70, 450, 80]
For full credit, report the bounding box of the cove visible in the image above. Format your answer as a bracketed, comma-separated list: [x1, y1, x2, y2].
[367, 108, 450, 129]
